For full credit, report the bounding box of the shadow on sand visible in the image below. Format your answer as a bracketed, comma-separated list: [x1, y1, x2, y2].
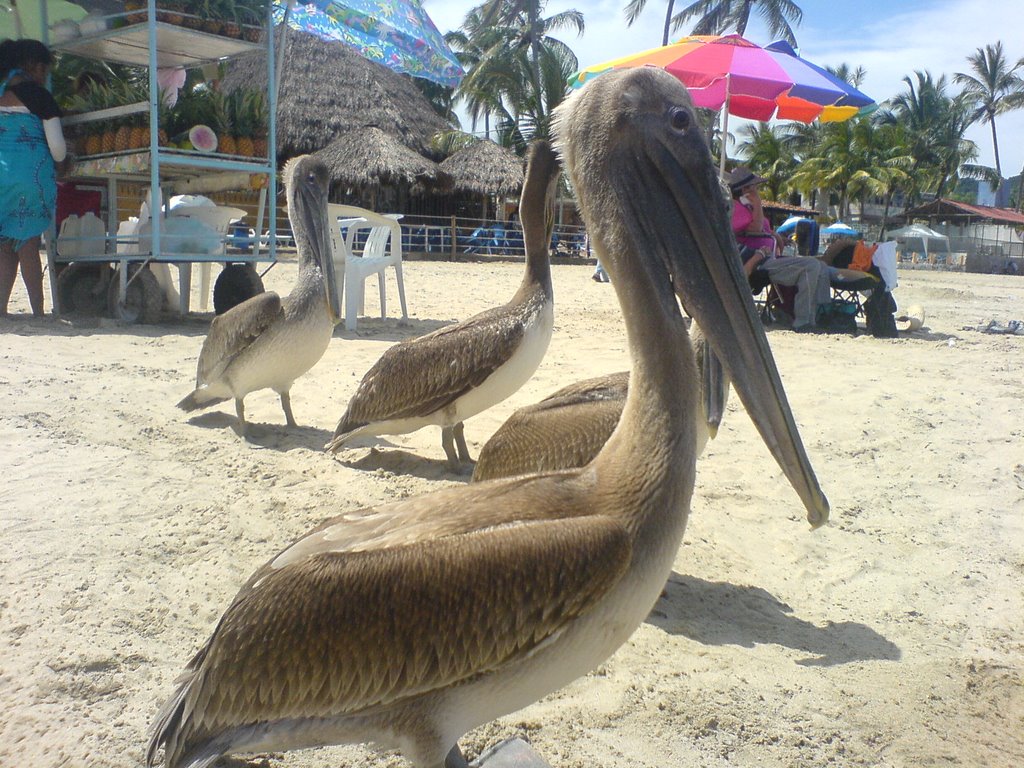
[648, 573, 901, 667]
[334, 445, 472, 482]
[331, 316, 454, 343]
[185, 412, 334, 453]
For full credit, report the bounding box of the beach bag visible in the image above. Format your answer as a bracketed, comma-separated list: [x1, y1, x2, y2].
[817, 300, 858, 334]
[864, 290, 898, 338]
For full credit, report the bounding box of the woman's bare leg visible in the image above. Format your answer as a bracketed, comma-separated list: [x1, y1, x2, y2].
[0, 240, 18, 317]
[16, 237, 44, 316]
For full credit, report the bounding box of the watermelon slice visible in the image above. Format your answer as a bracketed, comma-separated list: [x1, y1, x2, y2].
[189, 125, 218, 153]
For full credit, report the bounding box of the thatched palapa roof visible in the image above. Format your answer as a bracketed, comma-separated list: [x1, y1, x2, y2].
[439, 139, 524, 197]
[223, 28, 450, 158]
[314, 127, 449, 189]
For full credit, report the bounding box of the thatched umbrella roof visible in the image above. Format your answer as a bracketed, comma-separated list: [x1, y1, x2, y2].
[314, 127, 449, 189]
[223, 28, 450, 157]
[439, 139, 524, 196]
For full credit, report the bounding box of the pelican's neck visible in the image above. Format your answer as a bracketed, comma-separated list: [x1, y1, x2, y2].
[512, 174, 554, 303]
[591, 220, 698, 530]
[285, 259, 327, 314]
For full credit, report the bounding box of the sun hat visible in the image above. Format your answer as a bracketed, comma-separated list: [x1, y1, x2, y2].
[723, 165, 765, 193]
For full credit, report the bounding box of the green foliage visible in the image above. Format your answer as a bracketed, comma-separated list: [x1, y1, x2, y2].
[450, 0, 584, 149]
[668, 0, 803, 46]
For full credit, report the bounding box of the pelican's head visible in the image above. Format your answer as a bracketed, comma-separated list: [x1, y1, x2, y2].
[553, 68, 828, 527]
[284, 155, 341, 323]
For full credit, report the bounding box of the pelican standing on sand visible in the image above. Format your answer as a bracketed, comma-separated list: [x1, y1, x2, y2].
[147, 68, 828, 768]
[177, 156, 340, 433]
[324, 141, 559, 470]
[471, 327, 727, 481]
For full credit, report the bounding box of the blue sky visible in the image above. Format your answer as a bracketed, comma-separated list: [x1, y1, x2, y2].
[425, 0, 1024, 185]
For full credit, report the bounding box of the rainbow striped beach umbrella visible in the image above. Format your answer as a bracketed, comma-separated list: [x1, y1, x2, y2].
[569, 34, 874, 172]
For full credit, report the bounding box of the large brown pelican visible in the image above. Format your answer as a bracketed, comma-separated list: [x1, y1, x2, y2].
[471, 327, 727, 481]
[177, 156, 340, 433]
[146, 68, 828, 768]
[324, 141, 558, 470]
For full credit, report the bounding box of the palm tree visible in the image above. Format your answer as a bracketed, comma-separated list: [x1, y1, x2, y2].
[953, 41, 1024, 186]
[882, 71, 981, 202]
[735, 121, 797, 199]
[622, 0, 679, 47]
[668, 0, 802, 45]
[479, 0, 584, 125]
[446, 7, 508, 137]
[452, 1, 582, 146]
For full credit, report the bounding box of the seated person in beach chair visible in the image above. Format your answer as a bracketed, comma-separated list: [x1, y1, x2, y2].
[820, 237, 899, 337]
[726, 166, 833, 332]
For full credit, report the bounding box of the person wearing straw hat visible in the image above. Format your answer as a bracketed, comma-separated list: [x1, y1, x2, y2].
[725, 165, 833, 332]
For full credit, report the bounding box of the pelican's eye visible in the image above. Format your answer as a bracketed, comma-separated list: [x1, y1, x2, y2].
[669, 107, 690, 132]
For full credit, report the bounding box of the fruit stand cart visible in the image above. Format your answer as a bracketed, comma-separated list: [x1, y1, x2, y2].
[39, 0, 279, 321]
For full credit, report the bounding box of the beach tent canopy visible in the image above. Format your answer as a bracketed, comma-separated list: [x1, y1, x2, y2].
[886, 223, 950, 259]
[313, 127, 450, 190]
[439, 139, 524, 198]
[223, 29, 449, 159]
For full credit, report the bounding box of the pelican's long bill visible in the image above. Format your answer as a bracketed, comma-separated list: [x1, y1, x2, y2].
[295, 162, 341, 323]
[600, 70, 829, 526]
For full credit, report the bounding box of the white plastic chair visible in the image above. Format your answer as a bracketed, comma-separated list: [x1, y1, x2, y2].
[168, 206, 247, 312]
[327, 204, 408, 330]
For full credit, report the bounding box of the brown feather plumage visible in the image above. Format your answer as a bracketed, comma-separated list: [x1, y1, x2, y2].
[151, 486, 630, 766]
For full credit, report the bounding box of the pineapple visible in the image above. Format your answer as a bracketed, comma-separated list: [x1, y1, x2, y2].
[129, 118, 148, 150]
[234, 91, 256, 157]
[101, 126, 117, 154]
[115, 119, 132, 152]
[249, 92, 268, 158]
[211, 91, 236, 156]
[221, 3, 242, 40]
[159, 1, 184, 26]
[124, 0, 146, 24]
[201, 0, 223, 35]
[85, 129, 102, 156]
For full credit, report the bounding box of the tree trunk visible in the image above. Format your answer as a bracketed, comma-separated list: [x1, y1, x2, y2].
[661, 0, 676, 47]
[989, 111, 1002, 182]
[529, 2, 544, 123]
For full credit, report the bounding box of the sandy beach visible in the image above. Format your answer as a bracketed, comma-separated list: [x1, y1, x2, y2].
[1, 257, 1022, 768]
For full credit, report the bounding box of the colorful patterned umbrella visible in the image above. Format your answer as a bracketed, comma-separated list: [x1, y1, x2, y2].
[766, 40, 875, 123]
[569, 34, 874, 172]
[273, 0, 464, 88]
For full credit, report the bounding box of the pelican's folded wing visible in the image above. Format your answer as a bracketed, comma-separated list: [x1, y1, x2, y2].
[161, 515, 631, 759]
[196, 292, 283, 386]
[339, 304, 528, 428]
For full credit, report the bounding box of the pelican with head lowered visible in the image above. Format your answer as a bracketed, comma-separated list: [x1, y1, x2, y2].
[324, 140, 559, 471]
[471, 325, 728, 481]
[147, 68, 827, 768]
[177, 156, 341, 433]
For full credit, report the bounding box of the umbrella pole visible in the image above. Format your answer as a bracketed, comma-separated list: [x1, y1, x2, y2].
[275, 1, 294, 106]
[718, 85, 730, 177]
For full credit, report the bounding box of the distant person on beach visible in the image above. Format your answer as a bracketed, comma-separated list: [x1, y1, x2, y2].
[0, 38, 69, 317]
[725, 166, 833, 332]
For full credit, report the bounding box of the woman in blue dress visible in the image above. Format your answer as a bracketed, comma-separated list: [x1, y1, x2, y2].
[0, 39, 68, 317]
